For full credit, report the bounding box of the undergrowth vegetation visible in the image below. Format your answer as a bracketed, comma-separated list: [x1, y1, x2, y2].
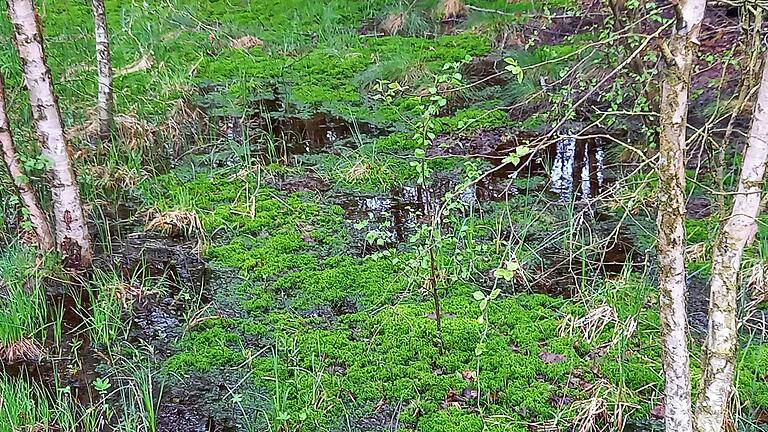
[1, 0, 768, 431]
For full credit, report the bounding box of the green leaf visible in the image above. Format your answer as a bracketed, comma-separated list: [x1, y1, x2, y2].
[472, 291, 485, 301]
[502, 154, 521, 165]
[490, 288, 501, 300]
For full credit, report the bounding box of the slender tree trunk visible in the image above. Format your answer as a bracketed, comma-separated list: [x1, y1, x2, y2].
[7, 0, 93, 267]
[656, 0, 706, 430]
[92, 0, 112, 141]
[694, 51, 768, 432]
[0, 71, 54, 251]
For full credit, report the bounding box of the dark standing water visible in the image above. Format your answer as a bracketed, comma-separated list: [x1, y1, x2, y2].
[550, 136, 605, 201]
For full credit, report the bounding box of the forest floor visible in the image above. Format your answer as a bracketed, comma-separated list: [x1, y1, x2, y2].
[1, 0, 768, 431]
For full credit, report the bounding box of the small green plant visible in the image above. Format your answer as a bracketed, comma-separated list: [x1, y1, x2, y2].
[93, 377, 112, 395]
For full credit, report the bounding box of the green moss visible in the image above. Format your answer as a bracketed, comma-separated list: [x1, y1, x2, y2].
[432, 108, 511, 134]
[208, 234, 317, 279]
[738, 344, 768, 409]
[416, 408, 485, 432]
[685, 216, 718, 244]
[274, 256, 407, 311]
[165, 326, 245, 373]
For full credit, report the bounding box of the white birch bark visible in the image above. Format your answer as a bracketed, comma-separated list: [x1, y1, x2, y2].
[656, 0, 706, 430]
[92, 0, 112, 141]
[7, 0, 93, 267]
[0, 70, 54, 251]
[694, 51, 768, 432]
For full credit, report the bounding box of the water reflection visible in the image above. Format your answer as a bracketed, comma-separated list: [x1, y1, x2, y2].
[550, 137, 605, 201]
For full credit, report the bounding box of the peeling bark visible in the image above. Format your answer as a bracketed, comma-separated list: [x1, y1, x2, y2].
[0, 71, 54, 251]
[92, 0, 112, 141]
[656, 0, 706, 430]
[7, 0, 93, 267]
[694, 51, 768, 432]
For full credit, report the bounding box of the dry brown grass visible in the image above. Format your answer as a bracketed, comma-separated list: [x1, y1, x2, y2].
[379, 12, 407, 35]
[230, 35, 264, 50]
[158, 98, 208, 157]
[436, 0, 467, 19]
[85, 164, 148, 190]
[344, 160, 371, 182]
[0, 338, 42, 363]
[115, 54, 153, 76]
[146, 210, 205, 240]
[68, 114, 157, 149]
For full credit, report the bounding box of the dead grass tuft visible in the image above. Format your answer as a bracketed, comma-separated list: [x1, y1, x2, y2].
[115, 54, 153, 76]
[230, 35, 265, 50]
[436, 0, 467, 19]
[344, 160, 371, 182]
[379, 12, 407, 35]
[68, 114, 157, 149]
[0, 338, 42, 363]
[146, 210, 205, 240]
[158, 98, 208, 157]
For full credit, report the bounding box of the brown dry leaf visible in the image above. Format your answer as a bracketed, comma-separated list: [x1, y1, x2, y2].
[650, 404, 665, 419]
[539, 352, 567, 364]
[461, 370, 476, 382]
[230, 35, 265, 50]
[443, 389, 466, 408]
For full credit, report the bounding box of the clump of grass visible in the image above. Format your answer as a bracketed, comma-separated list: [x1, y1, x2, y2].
[435, 0, 467, 19]
[0, 375, 52, 431]
[145, 209, 205, 242]
[0, 244, 47, 362]
[81, 270, 138, 350]
[379, 4, 431, 35]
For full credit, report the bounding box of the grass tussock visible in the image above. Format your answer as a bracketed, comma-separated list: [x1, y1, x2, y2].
[436, 0, 467, 19]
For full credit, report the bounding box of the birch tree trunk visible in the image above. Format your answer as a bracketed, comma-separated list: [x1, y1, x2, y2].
[0, 71, 54, 251]
[91, 0, 112, 141]
[7, 0, 93, 267]
[656, 0, 706, 430]
[694, 51, 768, 432]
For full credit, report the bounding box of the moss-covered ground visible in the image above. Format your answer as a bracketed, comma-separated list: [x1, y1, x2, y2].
[1, 0, 768, 431]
